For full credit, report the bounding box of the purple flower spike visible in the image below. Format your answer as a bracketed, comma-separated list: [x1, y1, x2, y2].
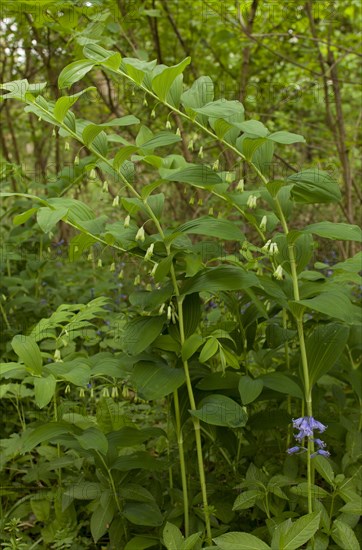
[288, 416, 330, 458]
[309, 418, 327, 433]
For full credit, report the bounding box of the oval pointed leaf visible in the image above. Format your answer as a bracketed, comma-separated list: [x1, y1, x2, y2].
[190, 394, 248, 428]
[213, 532, 271, 550]
[11, 335, 42, 375]
[58, 60, 95, 89]
[34, 375, 56, 409]
[238, 376, 263, 405]
[152, 57, 191, 101]
[131, 362, 185, 400]
[122, 316, 165, 355]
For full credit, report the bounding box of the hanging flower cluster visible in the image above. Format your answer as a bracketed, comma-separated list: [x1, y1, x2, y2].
[287, 416, 330, 458]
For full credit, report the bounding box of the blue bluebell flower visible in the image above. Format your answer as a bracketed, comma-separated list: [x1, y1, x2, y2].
[288, 416, 329, 458]
[311, 449, 330, 458]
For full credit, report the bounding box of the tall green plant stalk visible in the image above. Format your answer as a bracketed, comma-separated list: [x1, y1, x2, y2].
[173, 389, 190, 537]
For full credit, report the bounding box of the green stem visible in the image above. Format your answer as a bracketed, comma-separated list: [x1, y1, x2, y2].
[96, 451, 123, 516]
[0, 301, 11, 330]
[173, 389, 190, 537]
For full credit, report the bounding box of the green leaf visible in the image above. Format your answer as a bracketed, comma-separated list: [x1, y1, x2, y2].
[261, 373, 303, 399]
[238, 376, 263, 405]
[58, 60, 95, 89]
[234, 120, 269, 137]
[75, 427, 108, 455]
[111, 451, 166, 472]
[182, 334, 203, 361]
[164, 164, 222, 187]
[199, 337, 219, 363]
[140, 131, 182, 151]
[163, 522, 184, 550]
[339, 500, 362, 515]
[64, 482, 102, 500]
[123, 502, 163, 527]
[181, 76, 214, 109]
[267, 131, 305, 144]
[331, 519, 360, 550]
[176, 216, 244, 241]
[37, 206, 68, 233]
[281, 512, 321, 550]
[306, 323, 350, 386]
[296, 292, 360, 324]
[13, 207, 38, 225]
[34, 375, 56, 409]
[53, 88, 95, 122]
[131, 362, 185, 400]
[232, 489, 263, 511]
[182, 533, 202, 550]
[124, 537, 158, 550]
[236, 136, 266, 161]
[90, 492, 115, 543]
[194, 99, 245, 120]
[313, 455, 335, 486]
[181, 266, 259, 295]
[288, 169, 341, 204]
[83, 43, 122, 68]
[152, 57, 191, 101]
[304, 222, 362, 242]
[11, 335, 42, 375]
[122, 316, 165, 355]
[190, 395, 248, 428]
[21, 422, 70, 453]
[213, 532, 271, 550]
[113, 145, 139, 171]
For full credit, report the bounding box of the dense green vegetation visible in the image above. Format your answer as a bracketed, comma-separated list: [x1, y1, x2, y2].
[0, 1, 361, 549]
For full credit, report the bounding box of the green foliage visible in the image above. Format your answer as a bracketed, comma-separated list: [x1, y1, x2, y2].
[0, 2, 361, 549]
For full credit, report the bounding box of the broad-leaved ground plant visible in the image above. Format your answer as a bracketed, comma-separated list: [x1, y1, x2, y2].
[0, 46, 361, 549]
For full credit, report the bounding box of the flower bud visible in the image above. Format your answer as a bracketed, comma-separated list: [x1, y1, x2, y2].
[89, 168, 96, 179]
[79, 388, 85, 398]
[102, 387, 110, 397]
[54, 349, 61, 362]
[111, 386, 119, 398]
[112, 196, 119, 207]
[151, 263, 158, 276]
[198, 146, 204, 158]
[236, 179, 244, 192]
[143, 97, 148, 106]
[273, 265, 284, 280]
[225, 172, 234, 184]
[167, 305, 172, 320]
[208, 207, 214, 216]
[124, 215, 130, 228]
[269, 242, 279, 255]
[159, 303, 165, 315]
[189, 196, 195, 205]
[110, 262, 115, 272]
[135, 226, 145, 242]
[261, 239, 271, 252]
[246, 194, 257, 209]
[102, 180, 108, 192]
[144, 243, 154, 260]
[198, 198, 203, 206]
[151, 108, 156, 118]
[52, 128, 56, 137]
[64, 141, 70, 151]
[260, 215, 267, 231]
[188, 139, 194, 151]
[97, 259, 102, 268]
[65, 384, 71, 395]
[118, 269, 124, 279]
[165, 120, 172, 130]
[176, 127, 181, 136]
[134, 274, 141, 285]
[212, 159, 219, 171]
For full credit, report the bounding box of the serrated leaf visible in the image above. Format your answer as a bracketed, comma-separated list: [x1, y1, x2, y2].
[331, 519, 360, 550]
[282, 512, 321, 550]
[232, 489, 262, 511]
